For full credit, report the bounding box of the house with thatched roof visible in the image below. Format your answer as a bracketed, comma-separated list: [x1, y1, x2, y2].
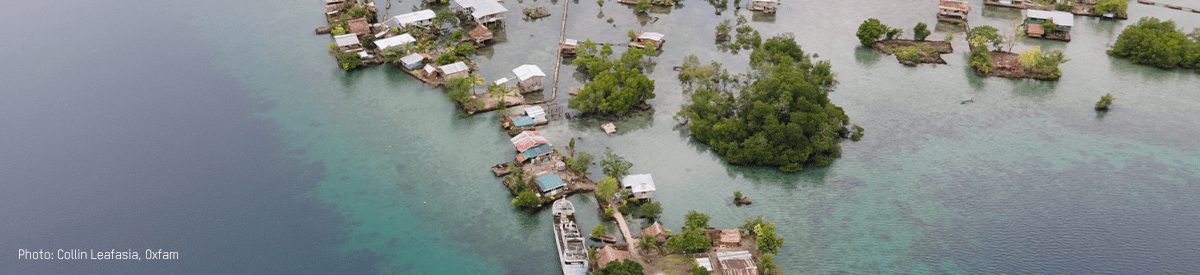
[596, 244, 631, 269]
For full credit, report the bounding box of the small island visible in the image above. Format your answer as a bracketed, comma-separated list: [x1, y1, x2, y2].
[1107, 17, 1200, 73]
[858, 19, 953, 66]
[967, 26, 1069, 81]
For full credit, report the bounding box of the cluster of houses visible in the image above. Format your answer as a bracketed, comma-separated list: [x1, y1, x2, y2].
[935, 0, 1076, 42]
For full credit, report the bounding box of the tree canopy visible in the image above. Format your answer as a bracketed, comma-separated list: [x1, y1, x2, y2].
[684, 210, 710, 231]
[600, 148, 633, 179]
[569, 40, 657, 115]
[596, 176, 620, 202]
[913, 22, 931, 42]
[446, 77, 472, 106]
[513, 190, 540, 208]
[677, 34, 851, 172]
[1108, 17, 1200, 72]
[967, 26, 1003, 51]
[664, 228, 712, 253]
[1094, 0, 1128, 14]
[594, 259, 644, 275]
[640, 202, 662, 219]
[856, 18, 888, 46]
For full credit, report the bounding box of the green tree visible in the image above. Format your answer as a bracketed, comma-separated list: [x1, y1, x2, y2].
[569, 44, 656, 115]
[466, 73, 485, 94]
[446, 77, 472, 106]
[434, 10, 458, 27]
[618, 205, 631, 214]
[640, 202, 662, 219]
[692, 265, 712, 275]
[885, 27, 903, 40]
[596, 176, 620, 202]
[1041, 18, 1058, 34]
[569, 151, 594, 176]
[347, 6, 370, 18]
[967, 26, 1002, 51]
[513, 190, 540, 207]
[757, 253, 781, 275]
[733, 191, 743, 200]
[594, 259, 644, 275]
[600, 148, 633, 179]
[455, 43, 477, 57]
[684, 210, 710, 230]
[664, 229, 712, 253]
[1096, 93, 1115, 110]
[434, 53, 459, 65]
[754, 222, 785, 254]
[592, 224, 608, 237]
[637, 235, 658, 252]
[856, 18, 888, 46]
[381, 46, 406, 64]
[677, 34, 849, 172]
[913, 22, 931, 42]
[716, 19, 732, 40]
[968, 36, 995, 73]
[635, 0, 651, 13]
[335, 51, 362, 71]
[1109, 17, 1199, 71]
[1094, 0, 1127, 14]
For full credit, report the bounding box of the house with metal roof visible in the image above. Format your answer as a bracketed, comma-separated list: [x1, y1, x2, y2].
[748, 0, 777, 13]
[621, 174, 656, 201]
[1024, 10, 1074, 41]
[716, 251, 757, 275]
[695, 257, 715, 272]
[333, 34, 362, 51]
[561, 38, 578, 56]
[374, 33, 416, 50]
[452, 0, 508, 25]
[512, 64, 546, 93]
[510, 131, 551, 152]
[386, 10, 436, 28]
[631, 32, 665, 50]
[512, 116, 535, 127]
[535, 173, 567, 194]
[983, 0, 1029, 9]
[438, 61, 470, 79]
[937, 0, 970, 24]
[398, 53, 426, 70]
[422, 64, 438, 77]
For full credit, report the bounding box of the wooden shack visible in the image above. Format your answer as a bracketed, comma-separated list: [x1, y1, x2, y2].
[469, 24, 494, 44]
[512, 64, 546, 93]
[1024, 10, 1073, 41]
[596, 245, 631, 269]
[748, 0, 777, 13]
[347, 18, 371, 38]
[937, 0, 970, 24]
[560, 38, 578, 57]
[630, 32, 665, 50]
[983, 0, 1029, 9]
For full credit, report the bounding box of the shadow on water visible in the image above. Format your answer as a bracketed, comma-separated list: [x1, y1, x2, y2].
[981, 6, 1022, 20]
[567, 108, 656, 135]
[1010, 79, 1058, 101]
[650, 5, 673, 15]
[965, 63, 988, 91]
[1110, 56, 1200, 82]
[1095, 109, 1108, 121]
[933, 21, 967, 34]
[854, 46, 883, 66]
[514, 205, 543, 232]
[723, 160, 830, 188]
[750, 11, 775, 23]
[340, 66, 368, 92]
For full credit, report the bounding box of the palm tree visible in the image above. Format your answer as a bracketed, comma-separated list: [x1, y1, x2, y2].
[467, 73, 485, 94]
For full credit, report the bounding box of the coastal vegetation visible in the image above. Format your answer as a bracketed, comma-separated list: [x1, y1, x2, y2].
[742, 215, 785, 275]
[856, 18, 903, 46]
[594, 259, 644, 275]
[857, 19, 951, 65]
[640, 202, 662, 218]
[1108, 17, 1200, 72]
[677, 34, 855, 172]
[592, 224, 608, 237]
[913, 22, 931, 42]
[968, 25, 1067, 80]
[1094, 0, 1128, 15]
[600, 148, 633, 179]
[569, 40, 657, 115]
[1096, 93, 1115, 110]
[334, 51, 363, 71]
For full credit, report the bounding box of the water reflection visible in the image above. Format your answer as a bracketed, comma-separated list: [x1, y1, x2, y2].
[567, 108, 655, 134]
[933, 21, 966, 33]
[854, 46, 882, 66]
[964, 62, 987, 91]
[1010, 79, 1057, 101]
[750, 11, 775, 23]
[980, 6, 1022, 20]
[1095, 109, 1108, 121]
[724, 162, 827, 188]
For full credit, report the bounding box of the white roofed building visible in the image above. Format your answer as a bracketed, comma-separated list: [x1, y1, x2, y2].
[333, 34, 362, 51]
[621, 174, 656, 201]
[386, 10, 437, 28]
[438, 61, 470, 79]
[374, 33, 416, 50]
[512, 64, 546, 93]
[453, 0, 508, 25]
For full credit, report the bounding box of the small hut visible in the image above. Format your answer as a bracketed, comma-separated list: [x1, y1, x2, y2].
[631, 32, 665, 50]
[422, 64, 438, 78]
[512, 65, 546, 93]
[455, 0, 509, 25]
[469, 24, 494, 44]
[601, 123, 616, 135]
[399, 53, 426, 70]
[596, 245, 631, 269]
[640, 222, 667, 242]
[438, 61, 471, 79]
[524, 105, 547, 124]
[710, 229, 741, 248]
[937, 0, 970, 24]
[748, 0, 777, 13]
[560, 38, 578, 57]
[347, 18, 372, 38]
[386, 9, 436, 28]
[621, 174, 656, 201]
[1024, 10, 1073, 41]
[716, 251, 757, 274]
[333, 34, 362, 51]
[374, 33, 416, 50]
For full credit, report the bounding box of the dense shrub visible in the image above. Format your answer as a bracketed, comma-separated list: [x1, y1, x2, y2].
[1108, 17, 1200, 71]
[1094, 0, 1128, 14]
[913, 22, 931, 42]
[856, 18, 888, 46]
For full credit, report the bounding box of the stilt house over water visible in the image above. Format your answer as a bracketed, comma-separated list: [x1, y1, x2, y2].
[983, 0, 1029, 9]
[438, 61, 471, 79]
[631, 32, 666, 50]
[452, 0, 509, 25]
[1024, 10, 1074, 41]
[937, 0, 970, 24]
[620, 174, 656, 202]
[333, 34, 362, 51]
[748, 0, 778, 13]
[374, 33, 416, 50]
[512, 64, 546, 93]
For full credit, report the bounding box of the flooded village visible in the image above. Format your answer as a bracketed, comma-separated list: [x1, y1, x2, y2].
[314, 0, 1197, 274]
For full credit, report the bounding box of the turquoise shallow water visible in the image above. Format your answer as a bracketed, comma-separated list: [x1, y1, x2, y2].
[9, 0, 1192, 273]
[207, 0, 1200, 273]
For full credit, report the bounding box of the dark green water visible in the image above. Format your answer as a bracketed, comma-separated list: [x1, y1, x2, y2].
[5, 0, 1199, 274]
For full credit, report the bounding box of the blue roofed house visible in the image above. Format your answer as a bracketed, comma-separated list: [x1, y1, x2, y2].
[535, 173, 567, 197]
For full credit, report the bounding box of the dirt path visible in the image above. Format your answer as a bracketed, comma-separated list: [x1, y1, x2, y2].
[611, 209, 640, 260]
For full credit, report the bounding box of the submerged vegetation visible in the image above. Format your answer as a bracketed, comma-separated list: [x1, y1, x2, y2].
[1108, 17, 1200, 72]
[1096, 93, 1115, 110]
[677, 34, 854, 172]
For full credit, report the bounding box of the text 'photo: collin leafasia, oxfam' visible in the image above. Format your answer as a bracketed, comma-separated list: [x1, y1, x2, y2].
[18, 249, 179, 260]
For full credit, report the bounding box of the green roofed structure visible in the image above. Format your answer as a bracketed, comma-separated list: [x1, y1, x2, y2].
[536, 173, 566, 194]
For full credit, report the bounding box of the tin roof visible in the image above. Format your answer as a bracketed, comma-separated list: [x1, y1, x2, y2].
[471, 0, 508, 18]
[334, 34, 361, 47]
[399, 53, 425, 65]
[638, 32, 665, 41]
[564, 38, 578, 46]
[621, 174, 656, 193]
[939, 0, 971, 12]
[719, 229, 741, 244]
[375, 34, 416, 50]
[522, 143, 554, 159]
[716, 251, 757, 275]
[524, 105, 545, 117]
[695, 257, 714, 271]
[512, 116, 535, 127]
[510, 131, 550, 152]
[535, 173, 566, 192]
[513, 64, 546, 81]
[494, 77, 509, 85]
[439, 61, 470, 75]
[393, 9, 436, 25]
[1026, 9, 1074, 27]
[423, 64, 437, 74]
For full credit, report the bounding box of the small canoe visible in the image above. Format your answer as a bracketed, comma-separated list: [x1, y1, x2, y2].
[589, 234, 618, 243]
[961, 98, 974, 104]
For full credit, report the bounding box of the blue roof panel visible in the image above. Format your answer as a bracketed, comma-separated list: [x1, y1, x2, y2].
[536, 174, 566, 192]
[512, 116, 535, 127]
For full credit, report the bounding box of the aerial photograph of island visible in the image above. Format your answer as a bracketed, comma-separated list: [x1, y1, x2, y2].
[4, 0, 1199, 274]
